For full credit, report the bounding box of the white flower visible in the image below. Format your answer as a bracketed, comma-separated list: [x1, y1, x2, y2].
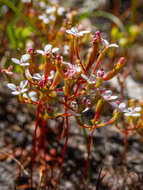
[81, 74, 96, 84]
[57, 7, 65, 16]
[11, 54, 30, 66]
[39, 2, 46, 8]
[48, 70, 55, 80]
[32, 73, 44, 81]
[46, 6, 56, 14]
[46, 6, 65, 16]
[66, 27, 90, 37]
[23, 91, 37, 101]
[36, 44, 59, 56]
[22, 0, 31, 3]
[118, 102, 126, 110]
[124, 107, 141, 117]
[63, 45, 69, 55]
[7, 80, 28, 95]
[102, 90, 118, 101]
[101, 38, 119, 49]
[49, 15, 55, 21]
[38, 14, 49, 24]
[118, 103, 141, 117]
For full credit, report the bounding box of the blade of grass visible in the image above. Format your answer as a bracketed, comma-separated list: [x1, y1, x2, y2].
[7, 25, 17, 49]
[94, 10, 127, 35]
[78, 10, 127, 35]
[1, 0, 46, 43]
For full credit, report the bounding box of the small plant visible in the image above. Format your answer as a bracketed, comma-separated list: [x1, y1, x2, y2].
[2, 1, 143, 190]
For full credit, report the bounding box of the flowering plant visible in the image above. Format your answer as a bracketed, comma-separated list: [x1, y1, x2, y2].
[2, 2, 143, 190]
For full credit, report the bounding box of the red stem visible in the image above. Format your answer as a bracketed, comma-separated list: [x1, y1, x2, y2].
[80, 126, 96, 188]
[30, 99, 41, 188]
[54, 96, 69, 190]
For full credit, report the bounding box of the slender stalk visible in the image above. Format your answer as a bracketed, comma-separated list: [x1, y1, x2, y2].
[31, 100, 41, 188]
[75, 37, 86, 73]
[92, 48, 107, 75]
[54, 96, 69, 190]
[82, 127, 91, 190]
[80, 126, 96, 189]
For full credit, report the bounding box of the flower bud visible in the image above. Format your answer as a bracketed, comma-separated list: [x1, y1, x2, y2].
[103, 57, 125, 81]
[97, 68, 104, 78]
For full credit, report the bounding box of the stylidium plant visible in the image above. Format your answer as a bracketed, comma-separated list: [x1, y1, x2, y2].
[2, 4, 143, 189]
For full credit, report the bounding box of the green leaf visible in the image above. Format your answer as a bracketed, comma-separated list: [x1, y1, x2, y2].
[77, 11, 91, 22]
[7, 25, 17, 49]
[1, 0, 46, 43]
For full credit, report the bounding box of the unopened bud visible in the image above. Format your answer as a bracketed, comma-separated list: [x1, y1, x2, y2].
[57, 54, 61, 62]
[97, 68, 104, 78]
[103, 57, 125, 81]
[27, 48, 33, 54]
[82, 97, 91, 106]
[95, 31, 101, 39]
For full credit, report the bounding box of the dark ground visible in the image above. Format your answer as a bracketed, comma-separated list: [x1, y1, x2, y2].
[0, 82, 143, 190]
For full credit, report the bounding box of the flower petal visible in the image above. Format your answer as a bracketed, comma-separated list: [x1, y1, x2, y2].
[21, 62, 30, 66]
[81, 74, 89, 81]
[124, 112, 132, 117]
[132, 113, 140, 117]
[25, 68, 32, 79]
[21, 88, 28, 93]
[36, 50, 45, 55]
[119, 103, 126, 109]
[66, 29, 73, 35]
[29, 91, 36, 97]
[110, 96, 118, 100]
[23, 93, 28, 98]
[109, 44, 119, 48]
[21, 54, 30, 62]
[48, 70, 55, 80]
[33, 73, 42, 80]
[78, 30, 90, 36]
[44, 44, 52, 53]
[82, 107, 89, 113]
[11, 58, 20, 64]
[46, 6, 56, 14]
[104, 90, 112, 96]
[52, 47, 59, 53]
[12, 91, 20, 95]
[134, 107, 141, 112]
[57, 7, 65, 15]
[43, 18, 49, 24]
[7, 83, 17, 90]
[20, 80, 28, 89]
